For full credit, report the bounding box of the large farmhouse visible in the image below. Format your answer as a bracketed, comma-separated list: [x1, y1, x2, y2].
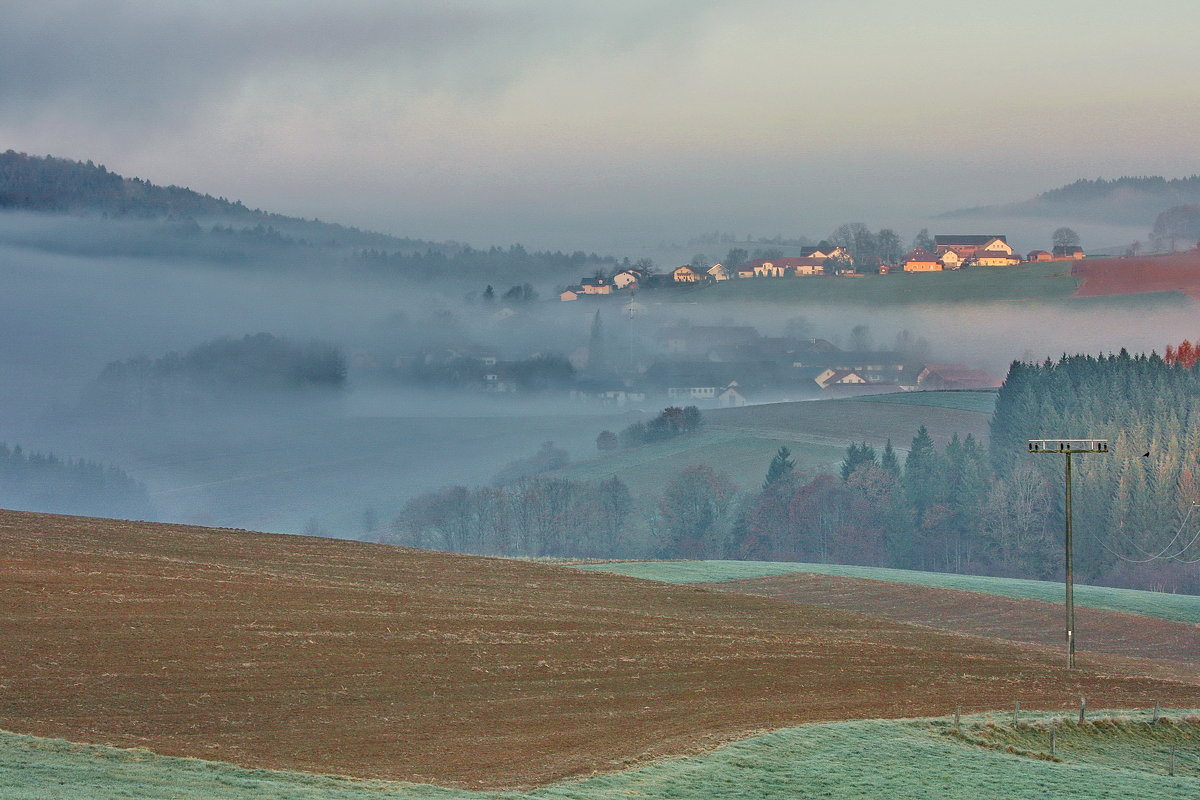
[934, 235, 1013, 259]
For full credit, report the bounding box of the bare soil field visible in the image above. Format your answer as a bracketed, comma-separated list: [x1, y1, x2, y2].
[1072, 252, 1200, 300]
[2, 509, 1197, 789]
[714, 573, 1200, 678]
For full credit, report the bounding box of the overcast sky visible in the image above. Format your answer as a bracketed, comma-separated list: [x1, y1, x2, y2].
[3, 1, 1197, 250]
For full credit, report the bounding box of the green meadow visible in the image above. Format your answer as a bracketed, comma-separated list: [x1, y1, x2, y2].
[550, 392, 992, 496]
[4, 713, 1196, 800]
[577, 561, 1200, 624]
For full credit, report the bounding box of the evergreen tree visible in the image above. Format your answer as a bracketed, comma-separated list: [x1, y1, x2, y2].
[840, 441, 877, 481]
[903, 426, 944, 527]
[763, 446, 796, 490]
[880, 439, 901, 475]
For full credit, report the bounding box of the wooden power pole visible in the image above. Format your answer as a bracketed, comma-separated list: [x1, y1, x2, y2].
[1028, 439, 1110, 668]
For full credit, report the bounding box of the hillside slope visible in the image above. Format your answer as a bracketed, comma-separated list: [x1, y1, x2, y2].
[3, 510, 1197, 789]
[552, 392, 992, 495]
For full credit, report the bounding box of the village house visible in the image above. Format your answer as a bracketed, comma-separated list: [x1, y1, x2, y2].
[1052, 245, 1085, 260]
[707, 263, 732, 281]
[717, 382, 748, 407]
[813, 368, 869, 389]
[935, 235, 1013, 260]
[1027, 249, 1052, 262]
[792, 350, 921, 389]
[903, 249, 943, 272]
[938, 250, 963, 269]
[580, 277, 614, 294]
[917, 364, 1001, 389]
[612, 268, 646, 289]
[670, 265, 704, 283]
[801, 245, 850, 260]
[559, 288, 580, 301]
[748, 256, 828, 277]
[975, 251, 1021, 266]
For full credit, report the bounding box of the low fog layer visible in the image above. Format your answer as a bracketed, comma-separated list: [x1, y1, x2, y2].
[1, 211, 1195, 536]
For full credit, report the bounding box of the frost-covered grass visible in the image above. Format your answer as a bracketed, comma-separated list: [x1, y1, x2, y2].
[4, 713, 1198, 800]
[576, 561, 1200, 624]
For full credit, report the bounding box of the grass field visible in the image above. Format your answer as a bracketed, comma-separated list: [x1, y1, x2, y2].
[4, 713, 1197, 800]
[851, 389, 999, 414]
[551, 393, 992, 496]
[5, 510, 1198, 791]
[638, 261, 1199, 313]
[649, 261, 1081, 305]
[577, 561, 1200, 624]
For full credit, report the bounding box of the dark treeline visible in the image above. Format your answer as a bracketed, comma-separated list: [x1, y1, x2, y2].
[0, 150, 440, 251]
[1040, 176, 1200, 204]
[354, 244, 617, 284]
[0, 443, 154, 520]
[610, 406, 703, 449]
[387, 476, 636, 558]
[85, 333, 347, 416]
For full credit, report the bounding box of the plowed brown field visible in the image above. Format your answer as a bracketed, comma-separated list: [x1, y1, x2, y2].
[1, 510, 1197, 789]
[1072, 251, 1200, 299]
[714, 573, 1200, 680]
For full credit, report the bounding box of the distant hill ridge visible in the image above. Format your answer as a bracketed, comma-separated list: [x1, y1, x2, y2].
[942, 174, 1200, 224]
[0, 150, 439, 251]
[1039, 175, 1200, 203]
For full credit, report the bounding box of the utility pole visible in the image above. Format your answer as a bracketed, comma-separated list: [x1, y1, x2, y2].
[1028, 439, 1110, 668]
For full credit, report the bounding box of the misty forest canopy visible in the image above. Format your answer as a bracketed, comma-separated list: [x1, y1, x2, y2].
[86, 333, 347, 415]
[0, 443, 153, 521]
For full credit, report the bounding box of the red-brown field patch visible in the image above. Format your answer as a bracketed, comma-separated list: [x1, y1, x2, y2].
[713, 572, 1200, 678]
[1, 509, 1197, 789]
[1072, 251, 1200, 300]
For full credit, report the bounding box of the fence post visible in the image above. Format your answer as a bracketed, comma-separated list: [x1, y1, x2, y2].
[1079, 696, 1086, 724]
[1153, 701, 1161, 723]
[1050, 728, 1056, 759]
[1170, 744, 1176, 777]
[954, 706, 961, 731]
[1013, 701, 1020, 726]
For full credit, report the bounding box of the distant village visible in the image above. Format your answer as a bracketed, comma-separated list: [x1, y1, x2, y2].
[558, 235, 1086, 300]
[368, 319, 999, 409]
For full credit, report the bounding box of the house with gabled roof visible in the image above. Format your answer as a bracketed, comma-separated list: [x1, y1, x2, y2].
[612, 268, 646, 289]
[917, 364, 1001, 389]
[707, 263, 732, 281]
[1052, 245, 1085, 260]
[800, 245, 850, 260]
[580, 276, 614, 294]
[938, 250, 963, 269]
[750, 257, 826, 277]
[1028, 249, 1052, 262]
[559, 288, 580, 302]
[935, 235, 1012, 259]
[903, 249, 942, 271]
[975, 251, 1021, 266]
[671, 265, 703, 283]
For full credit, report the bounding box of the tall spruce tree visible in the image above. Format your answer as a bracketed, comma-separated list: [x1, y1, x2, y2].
[763, 446, 796, 489]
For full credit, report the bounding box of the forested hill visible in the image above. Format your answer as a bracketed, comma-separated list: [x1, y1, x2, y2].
[942, 175, 1200, 224]
[0, 151, 617, 282]
[1039, 176, 1200, 205]
[0, 150, 436, 251]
